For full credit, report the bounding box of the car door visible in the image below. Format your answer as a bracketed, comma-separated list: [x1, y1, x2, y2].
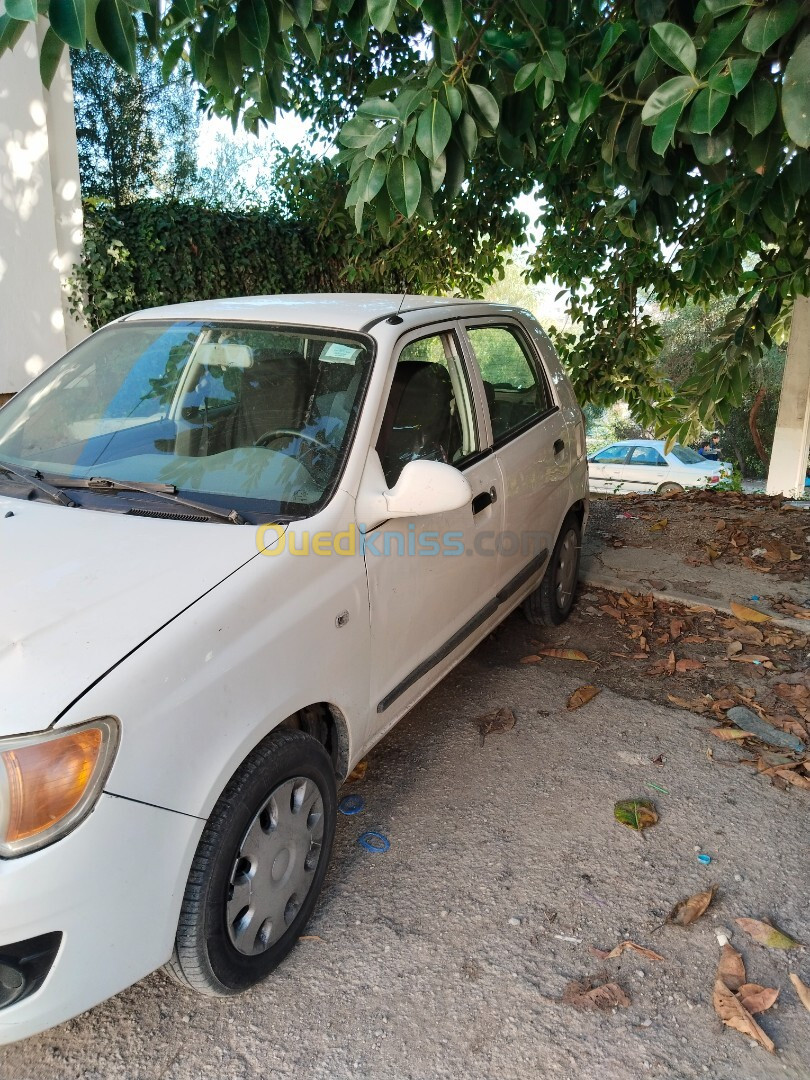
[619, 445, 669, 493]
[460, 319, 570, 596]
[588, 444, 632, 493]
[361, 324, 503, 738]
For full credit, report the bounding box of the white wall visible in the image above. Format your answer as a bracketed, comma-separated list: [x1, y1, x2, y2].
[0, 19, 85, 394]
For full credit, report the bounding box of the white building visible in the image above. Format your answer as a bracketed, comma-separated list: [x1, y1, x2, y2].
[0, 20, 86, 402]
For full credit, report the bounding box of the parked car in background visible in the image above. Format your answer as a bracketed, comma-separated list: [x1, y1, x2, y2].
[0, 294, 587, 1042]
[588, 439, 733, 494]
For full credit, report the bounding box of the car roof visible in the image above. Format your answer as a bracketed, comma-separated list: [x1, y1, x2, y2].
[606, 439, 668, 449]
[121, 293, 516, 332]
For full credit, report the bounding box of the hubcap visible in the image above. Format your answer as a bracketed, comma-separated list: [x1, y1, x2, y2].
[226, 777, 325, 956]
[554, 528, 579, 609]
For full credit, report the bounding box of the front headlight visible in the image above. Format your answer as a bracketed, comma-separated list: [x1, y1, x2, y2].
[0, 718, 119, 857]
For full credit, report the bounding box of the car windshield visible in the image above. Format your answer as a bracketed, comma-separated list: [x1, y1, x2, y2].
[670, 444, 705, 464]
[0, 321, 373, 520]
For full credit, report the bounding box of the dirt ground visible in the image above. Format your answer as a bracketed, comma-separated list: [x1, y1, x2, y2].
[1, 565, 808, 1080]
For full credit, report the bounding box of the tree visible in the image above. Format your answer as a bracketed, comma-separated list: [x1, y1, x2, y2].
[72, 46, 199, 207]
[3, 1, 808, 437]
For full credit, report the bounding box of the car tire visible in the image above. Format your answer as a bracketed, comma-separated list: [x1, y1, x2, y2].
[165, 729, 336, 996]
[523, 511, 581, 627]
[657, 482, 684, 494]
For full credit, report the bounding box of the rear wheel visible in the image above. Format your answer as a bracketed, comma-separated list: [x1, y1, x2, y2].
[523, 512, 581, 627]
[657, 481, 684, 494]
[165, 729, 336, 996]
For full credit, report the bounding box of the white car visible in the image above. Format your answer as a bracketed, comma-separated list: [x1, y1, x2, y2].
[588, 438, 733, 494]
[0, 294, 587, 1042]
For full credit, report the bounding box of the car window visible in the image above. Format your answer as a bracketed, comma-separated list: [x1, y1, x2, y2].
[591, 445, 629, 464]
[0, 322, 373, 520]
[670, 444, 705, 464]
[628, 446, 666, 466]
[465, 325, 551, 443]
[376, 332, 479, 488]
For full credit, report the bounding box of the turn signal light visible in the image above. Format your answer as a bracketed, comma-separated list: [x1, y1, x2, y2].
[0, 719, 119, 857]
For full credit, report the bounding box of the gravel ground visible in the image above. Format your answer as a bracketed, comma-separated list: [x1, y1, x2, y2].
[1, 621, 808, 1080]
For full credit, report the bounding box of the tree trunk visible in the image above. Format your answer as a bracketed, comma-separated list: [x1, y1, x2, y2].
[748, 386, 769, 465]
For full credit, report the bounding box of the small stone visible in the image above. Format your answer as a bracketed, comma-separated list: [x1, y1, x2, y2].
[509, 917, 521, 926]
[440, 909, 448, 918]
[734, 874, 743, 882]
[635, 970, 645, 979]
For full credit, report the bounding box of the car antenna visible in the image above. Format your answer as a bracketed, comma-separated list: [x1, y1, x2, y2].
[387, 293, 406, 325]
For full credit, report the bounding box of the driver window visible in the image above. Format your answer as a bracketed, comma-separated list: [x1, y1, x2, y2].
[376, 332, 479, 488]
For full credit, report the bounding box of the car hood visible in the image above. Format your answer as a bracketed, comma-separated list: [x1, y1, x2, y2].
[0, 496, 282, 737]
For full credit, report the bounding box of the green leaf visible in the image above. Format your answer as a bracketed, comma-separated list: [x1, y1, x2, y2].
[614, 798, 658, 831]
[443, 83, 462, 120]
[689, 85, 731, 133]
[538, 49, 566, 82]
[5, 0, 37, 21]
[386, 154, 421, 217]
[514, 62, 539, 92]
[782, 34, 810, 147]
[94, 0, 137, 72]
[338, 115, 378, 147]
[561, 119, 580, 161]
[237, 0, 269, 51]
[367, 0, 395, 33]
[651, 100, 685, 152]
[365, 155, 388, 200]
[692, 126, 733, 163]
[171, 0, 194, 17]
[736, 78, 777, 134]
[429, 151, 446, 192]
[364, 122, 397, 157]
[467, 81, 499, 130]
[697, 11, 747, 75]
[742, 0, 798, 53]
[650, 21, 698, 75]
[568, 82, 602, 124]
[39, 26, 64, 86]
[641, 75, 696, 124]
[457, 110, 477, 158]
[597, 22, 625, 64]
[49, 0, 86, 48]
[161, 36, 185, 81]
[357, 97, 400, 119]
[415, 98, 452, 161]
[420, 0, 461, 38]
[0, 14, 28, 50]
[728, 56, 758, 93]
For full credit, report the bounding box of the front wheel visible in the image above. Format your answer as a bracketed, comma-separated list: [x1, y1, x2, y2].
[523, 511, 582, 627]
[657, 481, 684, 494]
[165, 729, 336, 996]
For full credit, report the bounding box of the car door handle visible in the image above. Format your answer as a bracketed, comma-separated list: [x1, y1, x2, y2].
[553, 438, 565, 455]
[472, 486, 497, 515]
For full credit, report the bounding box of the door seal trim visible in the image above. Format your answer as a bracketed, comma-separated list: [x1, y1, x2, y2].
[376, 548, 548, 714]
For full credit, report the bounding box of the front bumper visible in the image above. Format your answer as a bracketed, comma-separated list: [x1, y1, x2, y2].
[0, 792, 202, 1044]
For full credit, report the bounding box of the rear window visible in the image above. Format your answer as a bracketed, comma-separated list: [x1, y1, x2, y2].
[670, 445, 704, 464]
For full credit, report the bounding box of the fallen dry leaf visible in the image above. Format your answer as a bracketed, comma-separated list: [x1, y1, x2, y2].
[595, 941, 665, 962]
[712, 978, 775, 1053]
[717, 943, 746, 992]
[567, 685, 600, 710]
[788, 972, 810, 1012]
[776, 768, 810, 790]
[346, 760, 368, 783]
[298, 934, 325, 942]
[726, 641, 743, 656]
[476, 707, 516, 746]
[519, 654, 543, 664]
[735, 918, 803, 950]
[710, 726, 754, 741]
[676, 658, 703, 672]
[648, 650, 676, 676]
[667, 885, 718, 926]
[669, 618, 684, 639]
[562, 979, 630, 1010]
[537, 647, 592, 662]
[614, 798, 658, 831]
[650, 517, 669, 531]
[730, 602, 772, 624]
[737, 983, 780, 1014]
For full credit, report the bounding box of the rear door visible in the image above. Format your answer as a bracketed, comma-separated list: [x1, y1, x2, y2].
[619, 444, 669, 493]
[460, 318, 569, 596]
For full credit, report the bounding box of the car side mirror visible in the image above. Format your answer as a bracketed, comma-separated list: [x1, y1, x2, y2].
[356, 451, 472, 530]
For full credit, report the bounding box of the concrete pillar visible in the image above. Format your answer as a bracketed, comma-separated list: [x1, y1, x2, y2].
[766, 295, 810, 498]
[0, 19, 85, 395]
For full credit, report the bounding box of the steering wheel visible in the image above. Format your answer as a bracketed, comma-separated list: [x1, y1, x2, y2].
[254, 428, 334, 453]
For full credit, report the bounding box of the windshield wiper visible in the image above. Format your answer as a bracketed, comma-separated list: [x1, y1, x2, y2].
[0, 461, 78, 507]
[58, 476, 246, 525]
